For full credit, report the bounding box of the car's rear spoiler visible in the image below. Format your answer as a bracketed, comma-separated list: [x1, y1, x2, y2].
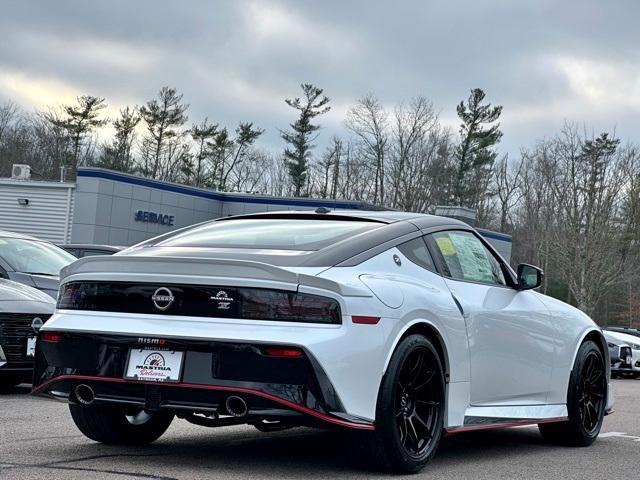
[60, 255, 370, 297]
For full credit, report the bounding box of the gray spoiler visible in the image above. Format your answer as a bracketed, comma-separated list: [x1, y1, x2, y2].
[61, 255, 370, 297]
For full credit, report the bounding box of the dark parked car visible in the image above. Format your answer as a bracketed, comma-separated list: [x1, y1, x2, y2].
[0, 230, 76, 298]
[0, 279, 55, 387]
[58, 244, 123, 258]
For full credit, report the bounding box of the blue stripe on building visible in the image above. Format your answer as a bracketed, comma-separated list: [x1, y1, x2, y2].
[78, 169, 365, 209]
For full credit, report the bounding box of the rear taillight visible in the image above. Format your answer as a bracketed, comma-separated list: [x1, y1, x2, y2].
[239, 289, 341, 324]
[41, 332, 63, 343]
[57, 282, 342, 324]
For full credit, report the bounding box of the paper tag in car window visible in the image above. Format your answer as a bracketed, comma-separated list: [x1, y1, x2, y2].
[436, 236, 456, 256]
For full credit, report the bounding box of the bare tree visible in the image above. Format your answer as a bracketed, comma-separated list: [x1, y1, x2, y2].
[346, 93, 388, 205]
[492, 154, 524, 231]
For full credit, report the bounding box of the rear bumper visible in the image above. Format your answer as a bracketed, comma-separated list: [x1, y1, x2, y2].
[31, 332, 374, 430]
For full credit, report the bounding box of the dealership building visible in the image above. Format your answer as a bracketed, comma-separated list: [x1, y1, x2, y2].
[0, 167, 512, 259]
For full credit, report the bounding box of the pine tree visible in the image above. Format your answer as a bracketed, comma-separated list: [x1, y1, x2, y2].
[454, 88, 502, 206]
[280, 83, 330, 196]
[189, 118, 219, 187]
[96, 107, 140, 172]
[139, 86, 189, 180]
[51, 95, 107, 176]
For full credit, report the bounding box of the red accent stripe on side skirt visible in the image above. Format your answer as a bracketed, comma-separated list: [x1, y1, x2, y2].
[31, 375, 375, 431]
[444, 416, 569, 435]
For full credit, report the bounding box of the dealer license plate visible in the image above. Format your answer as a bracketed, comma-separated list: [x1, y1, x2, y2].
[26, 337, 37, 357]
[124, 348, 184, 383]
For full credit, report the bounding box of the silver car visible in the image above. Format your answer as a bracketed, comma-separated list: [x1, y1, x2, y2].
[0, 230, 76, 298]
[0, 279, 55, 387]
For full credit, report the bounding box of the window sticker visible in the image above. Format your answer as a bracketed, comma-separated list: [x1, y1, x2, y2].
[448, 233, 495, 283]
[435, 236, 456, 256]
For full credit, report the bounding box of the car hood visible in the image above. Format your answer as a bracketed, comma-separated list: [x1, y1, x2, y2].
[605, 330, 640, 347]
[0, 278, 56, 313]
[29, 274, 60, 290]
[532, 292, 595, 323]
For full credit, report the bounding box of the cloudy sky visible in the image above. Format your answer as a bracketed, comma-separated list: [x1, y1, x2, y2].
[1, 0, 639, 156]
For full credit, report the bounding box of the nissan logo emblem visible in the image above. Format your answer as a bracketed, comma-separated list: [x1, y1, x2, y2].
[151, 287, 175, 311]
[31, 317, 44, 333]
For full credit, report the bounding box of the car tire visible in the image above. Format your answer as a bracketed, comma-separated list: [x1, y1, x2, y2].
[69, 404, 174, 445]
[538, 340, 607, 446]
[351, 334, 445, 473]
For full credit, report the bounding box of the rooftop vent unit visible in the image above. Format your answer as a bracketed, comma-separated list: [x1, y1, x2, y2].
[434, 205, 477, 226]
[11, 164, 31, 180]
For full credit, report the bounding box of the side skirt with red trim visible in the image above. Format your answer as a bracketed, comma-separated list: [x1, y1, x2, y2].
[444, 416, 569, 436]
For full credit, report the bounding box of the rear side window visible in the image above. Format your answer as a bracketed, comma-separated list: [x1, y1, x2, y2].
[397, 237, 436, 271]
[82, 249, 113, 257]
[430, 231, 506, 286]
[153, 219, 382, 251]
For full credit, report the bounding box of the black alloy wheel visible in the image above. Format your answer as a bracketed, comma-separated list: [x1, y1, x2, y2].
[577, 350, 607, 435]
[395, 349, 441, 456]
[351, 335, 445, 473]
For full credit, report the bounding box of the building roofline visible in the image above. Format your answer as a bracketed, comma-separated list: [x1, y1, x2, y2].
[0, 179, 75, 188]
[77, 167, 381, 209]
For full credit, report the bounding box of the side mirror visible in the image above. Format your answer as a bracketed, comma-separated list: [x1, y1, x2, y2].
[517, 264, 543, 290]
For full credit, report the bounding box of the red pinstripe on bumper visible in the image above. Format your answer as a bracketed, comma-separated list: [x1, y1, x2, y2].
[31, 374, 375, 431]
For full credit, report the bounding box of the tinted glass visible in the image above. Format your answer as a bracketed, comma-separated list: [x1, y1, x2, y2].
[0, 237, 75, 276]
[82, 249, 113, 257]
[431, 231, 506, 285]
[153, 219, 382, 251]
[397, 237, 436, 271]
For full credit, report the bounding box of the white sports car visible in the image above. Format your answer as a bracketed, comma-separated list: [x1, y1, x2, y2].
[32, 210, 613, 473]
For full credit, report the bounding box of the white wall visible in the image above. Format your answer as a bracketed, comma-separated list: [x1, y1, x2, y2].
[0, 180, 74, 243]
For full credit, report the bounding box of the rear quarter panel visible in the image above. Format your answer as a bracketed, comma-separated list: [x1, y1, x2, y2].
[318, 247, 470, 426]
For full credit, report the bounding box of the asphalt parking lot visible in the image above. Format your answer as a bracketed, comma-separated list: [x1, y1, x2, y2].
[1, 379, 638, 480]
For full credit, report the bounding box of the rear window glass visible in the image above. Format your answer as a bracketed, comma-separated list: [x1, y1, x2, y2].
[153, 219, 382, 251]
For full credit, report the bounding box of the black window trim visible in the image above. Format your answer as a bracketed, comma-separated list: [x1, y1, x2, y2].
[397, 236, 438, 273]
[422, 226, 518, 289]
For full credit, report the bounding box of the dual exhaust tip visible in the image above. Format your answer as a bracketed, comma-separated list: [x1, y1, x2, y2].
[74, 384, 95, 405]
[73, 384, 249, 417]
[225, 395, 248, 417]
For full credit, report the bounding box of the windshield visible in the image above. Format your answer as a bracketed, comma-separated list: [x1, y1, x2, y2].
[0, 237, 76, 276]
[153, 219, 383, 251]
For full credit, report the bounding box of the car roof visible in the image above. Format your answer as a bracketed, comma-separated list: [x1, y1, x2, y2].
[216, 209, 470, 229]
[60, 244, 124, 250]
[132, 209, 474, 268]
[0, 230, 46, 242]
